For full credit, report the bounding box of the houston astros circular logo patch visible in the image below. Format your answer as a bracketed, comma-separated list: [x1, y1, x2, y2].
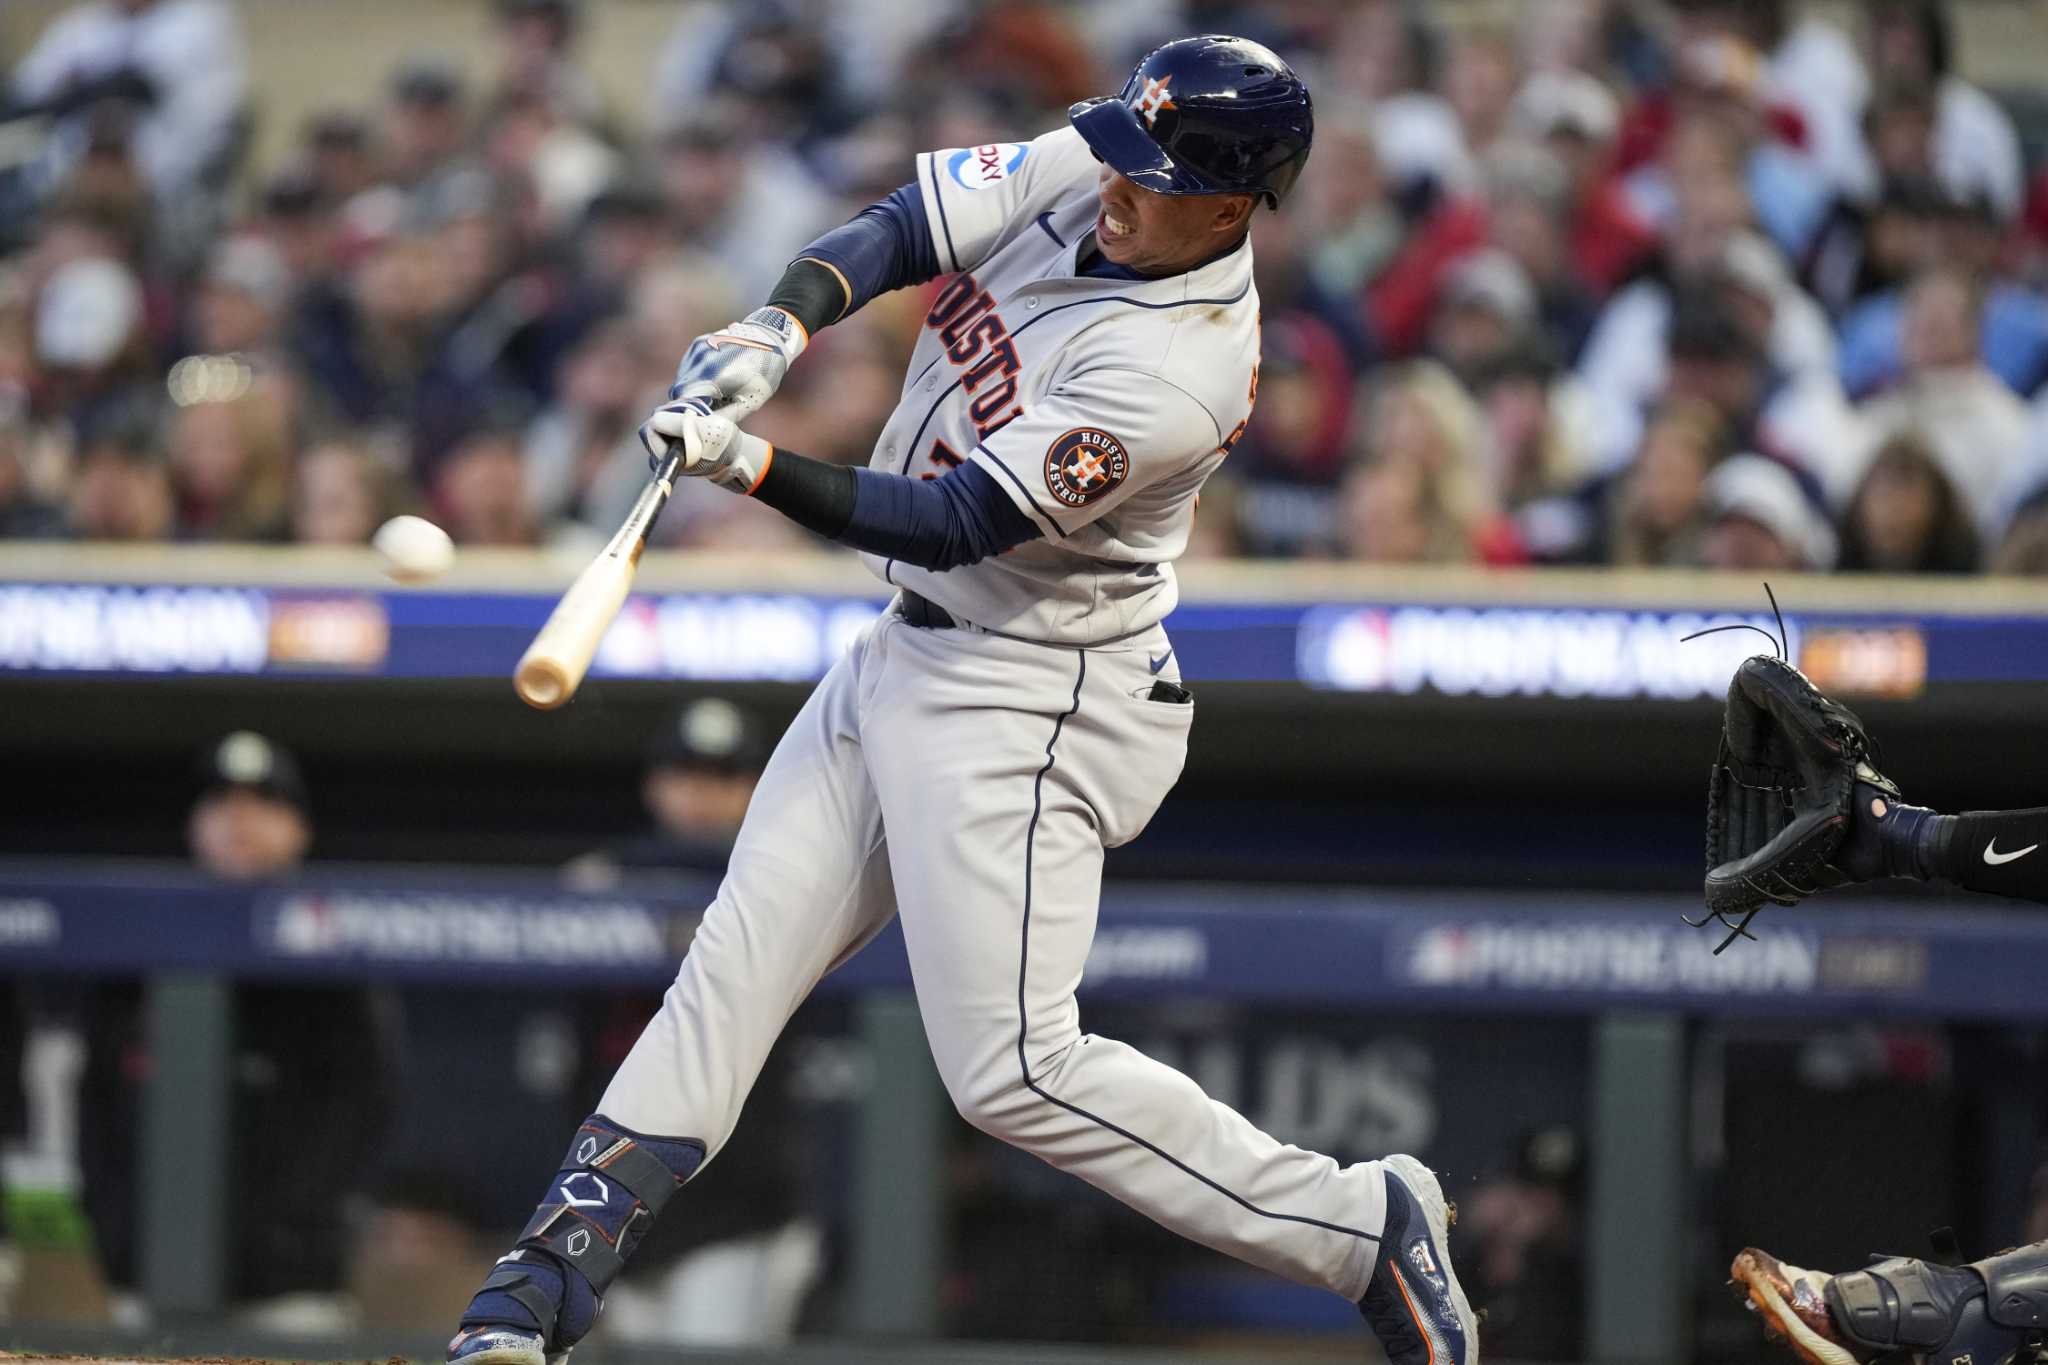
[1044, 428, 1129, 509]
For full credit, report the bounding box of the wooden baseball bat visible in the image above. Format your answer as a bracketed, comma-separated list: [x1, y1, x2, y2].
[513, 447, 683, 709]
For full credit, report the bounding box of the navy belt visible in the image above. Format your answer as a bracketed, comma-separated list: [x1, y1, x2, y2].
[896, 589, 957, 629]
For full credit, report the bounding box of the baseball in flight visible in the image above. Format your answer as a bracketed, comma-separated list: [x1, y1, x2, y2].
[372, 515, 455, 583]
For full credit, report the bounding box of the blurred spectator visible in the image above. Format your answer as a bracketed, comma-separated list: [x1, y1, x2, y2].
[186, 730, 310, 880]
[1434, 241, 1536, 387]
[1606, 398, 1729, 566]
[754, 316, 911, 468]
[1226, 312, 1354, 557]
[1754, 2, 1870, 202]
[302, 110, 379, 206]
[478, 88, 615, 237]
[0, 416, 64, 538]
[1624, 34, 1830, 260]
[1473, 341, 1603, 562]
[1805, 166, 1944, 321]
[1334, 2, 1471, 199]
[1441, 25, 1520, 171]
[567, 698, 770, 886]
[530, 180, 671, 368]
[1837, 191, 2048, 401]
[291, 435, 410, 546]
[1698, 451, 1837, 571]
[1657, 290, 1776, 460]
[434, 421, 537, 547]
[6, 0, 247, 205]
[188, 235, 294, 361]
[1337, 362, 1485, 563]
[523, 315, 657, 537]
[1291, 99, 1402, 359]
[904, 4, 1101, 120]
[255, 163, 342, 296]
[65, 398, 173, 541]
[1837, 431, 1980, 573]
[32, 253, 149, 425]
[491, 0, 605, 132]
[382, 60, 470, 190]
[1453, 1125, 1585, 1361]
[1854, 266, 2031, 531]
[183, 732, 397, 1313]
[1479, 141, 1605, 361]
[165, 377, 294, 540]
[1991, 500, 2048, 576]
[1580, 115, 1839, 471]
[1858, 0, 2022, 222]
[622, 255, 742, 402]
[1508, 69, 1656, 296]
[652, 102, 836, 305]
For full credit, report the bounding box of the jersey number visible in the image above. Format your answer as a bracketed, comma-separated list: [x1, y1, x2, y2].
[920, 438, 965, 481]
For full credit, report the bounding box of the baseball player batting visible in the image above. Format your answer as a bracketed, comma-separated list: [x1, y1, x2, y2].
[449, 37, 1478, 1365]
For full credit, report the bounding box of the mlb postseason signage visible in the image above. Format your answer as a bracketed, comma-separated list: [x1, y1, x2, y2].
[2, 867, 2046, 1020]
[0, 547, 2040, 697]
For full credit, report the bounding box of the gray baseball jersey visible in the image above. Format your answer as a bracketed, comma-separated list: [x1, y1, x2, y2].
[595, 130, 1394, 1307]
[862, 126, 1260, 644]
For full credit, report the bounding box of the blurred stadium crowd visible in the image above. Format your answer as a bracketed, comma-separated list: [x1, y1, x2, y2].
[5, 0, 2048, 577]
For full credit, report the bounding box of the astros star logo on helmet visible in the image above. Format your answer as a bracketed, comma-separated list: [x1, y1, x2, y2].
[1134, 75, 1175, 127]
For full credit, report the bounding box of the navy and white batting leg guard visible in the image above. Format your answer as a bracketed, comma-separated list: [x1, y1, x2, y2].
[453, 1114, 704, 1362]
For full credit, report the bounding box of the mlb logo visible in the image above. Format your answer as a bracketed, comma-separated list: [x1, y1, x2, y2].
[1408, 1238, 1442, 1282]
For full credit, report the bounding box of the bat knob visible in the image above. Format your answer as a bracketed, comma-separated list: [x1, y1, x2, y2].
[515, 658, 572, 710]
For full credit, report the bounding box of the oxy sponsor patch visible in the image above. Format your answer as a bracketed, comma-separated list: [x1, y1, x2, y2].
[948, 142, 1028, 189]
[1044, 427, 1129, 509]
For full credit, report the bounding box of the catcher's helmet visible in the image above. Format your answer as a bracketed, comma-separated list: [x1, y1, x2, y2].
[1069, 35, 1313, 209]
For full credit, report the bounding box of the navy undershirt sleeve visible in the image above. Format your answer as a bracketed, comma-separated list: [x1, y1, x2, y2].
[845, 461, 1041, 570]
[749, 450, 1042, 570]
[796, 183, 941, 319]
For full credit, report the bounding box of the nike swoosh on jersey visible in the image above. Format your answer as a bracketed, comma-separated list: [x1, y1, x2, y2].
[1149, 649, 1174, 675]
[1984, 840, 2039, 865]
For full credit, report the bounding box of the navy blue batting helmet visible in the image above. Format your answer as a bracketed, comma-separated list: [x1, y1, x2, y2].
[1069, 35, 1313, 209]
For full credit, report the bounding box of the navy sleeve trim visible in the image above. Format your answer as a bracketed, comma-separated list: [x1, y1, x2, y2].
[924, 153, 961, 274]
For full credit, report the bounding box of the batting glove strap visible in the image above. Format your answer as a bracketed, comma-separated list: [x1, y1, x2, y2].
[665, 307, 807, 421]
[640, 402, 773, 491]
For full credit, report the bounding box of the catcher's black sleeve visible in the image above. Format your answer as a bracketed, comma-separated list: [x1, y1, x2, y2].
[1939, 808, 2048, 903]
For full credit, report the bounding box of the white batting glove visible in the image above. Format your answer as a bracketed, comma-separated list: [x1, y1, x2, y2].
[666, 306, 808, 422]
[638, 401, 773, 492]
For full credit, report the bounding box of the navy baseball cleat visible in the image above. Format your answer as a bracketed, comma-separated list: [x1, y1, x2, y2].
[1732, 1241, 2048, 1365]
[1360, 1154, 1480, 1363]
[446, 1324, 558, 1365]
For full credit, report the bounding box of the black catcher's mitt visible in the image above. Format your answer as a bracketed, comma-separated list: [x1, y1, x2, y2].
[1701, 655, 1898, 942]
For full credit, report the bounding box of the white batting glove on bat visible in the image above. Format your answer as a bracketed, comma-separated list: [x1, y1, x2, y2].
[639, 401, 773, 492]
[665, 306, 808, 422]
